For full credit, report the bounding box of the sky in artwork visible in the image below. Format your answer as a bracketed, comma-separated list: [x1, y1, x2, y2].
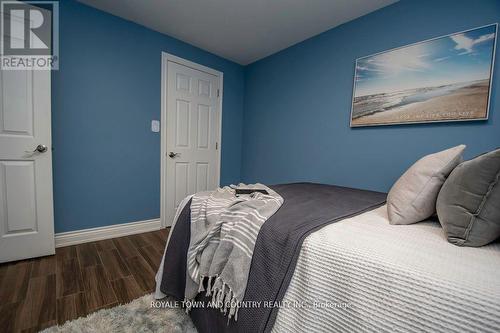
[354, 25, 496, 97]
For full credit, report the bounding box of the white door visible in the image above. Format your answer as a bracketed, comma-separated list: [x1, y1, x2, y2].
[163, 58, 221, 226]
[0, 11, 54, 262]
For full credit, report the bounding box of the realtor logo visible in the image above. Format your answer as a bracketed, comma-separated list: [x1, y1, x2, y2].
[1, 1, 59, 70]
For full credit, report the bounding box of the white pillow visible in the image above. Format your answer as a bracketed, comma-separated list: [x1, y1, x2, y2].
[387, 145, 466, 225]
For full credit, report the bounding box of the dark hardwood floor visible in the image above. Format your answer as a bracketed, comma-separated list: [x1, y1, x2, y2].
[0, 228, 169, 333]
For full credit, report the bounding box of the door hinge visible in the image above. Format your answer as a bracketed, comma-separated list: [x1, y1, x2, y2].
[217, 89, 220, 98]
[216, 142, 218, 150]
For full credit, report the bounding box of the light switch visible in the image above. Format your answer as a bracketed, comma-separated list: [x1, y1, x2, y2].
[151, 120, 160, 132]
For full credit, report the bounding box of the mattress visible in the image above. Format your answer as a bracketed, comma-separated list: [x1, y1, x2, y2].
[272, 205, 500, 333]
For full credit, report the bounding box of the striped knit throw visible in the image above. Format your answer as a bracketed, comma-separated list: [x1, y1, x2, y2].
[184, 184, 283, 321]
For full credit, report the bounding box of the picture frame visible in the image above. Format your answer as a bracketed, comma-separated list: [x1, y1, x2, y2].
[350, 23, 498, 127]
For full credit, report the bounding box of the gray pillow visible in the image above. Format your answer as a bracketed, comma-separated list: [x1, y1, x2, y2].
[437, 148, 500, 247]
[387, 145, 466, 225]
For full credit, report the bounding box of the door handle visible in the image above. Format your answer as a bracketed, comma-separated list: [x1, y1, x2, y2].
[168, 152, 179, 158]
[34, 144, 48, 153]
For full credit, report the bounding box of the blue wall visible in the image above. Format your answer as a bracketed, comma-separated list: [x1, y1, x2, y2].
[52, 0, 244, 232]
[54, 0, 500, 233]
[241, 0, 500, 192]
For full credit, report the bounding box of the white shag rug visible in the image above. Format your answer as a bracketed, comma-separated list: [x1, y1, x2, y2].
[41, 295, 197, 333]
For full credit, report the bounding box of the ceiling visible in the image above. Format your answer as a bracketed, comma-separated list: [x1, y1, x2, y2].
[77, 0, 398, 65]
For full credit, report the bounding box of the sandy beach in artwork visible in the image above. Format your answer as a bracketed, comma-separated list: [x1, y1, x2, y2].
[351, 80, 490, 126]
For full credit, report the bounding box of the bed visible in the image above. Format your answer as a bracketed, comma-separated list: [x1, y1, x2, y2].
[273, 205, 500, 333]
[155, 183, 500, 333]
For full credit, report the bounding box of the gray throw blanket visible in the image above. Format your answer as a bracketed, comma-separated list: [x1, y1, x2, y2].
[185, 184, 283, 320]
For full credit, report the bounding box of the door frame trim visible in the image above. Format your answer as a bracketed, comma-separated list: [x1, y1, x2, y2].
[160, 52, 223, 228]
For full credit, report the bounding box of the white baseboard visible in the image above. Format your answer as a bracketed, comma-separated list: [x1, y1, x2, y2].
[55, 218, 162, 248]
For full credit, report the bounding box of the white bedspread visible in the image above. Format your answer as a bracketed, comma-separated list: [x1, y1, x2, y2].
[273, 205, 500, 333]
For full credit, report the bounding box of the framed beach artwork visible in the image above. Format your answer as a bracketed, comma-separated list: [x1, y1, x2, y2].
[350, 24, 497, 127]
